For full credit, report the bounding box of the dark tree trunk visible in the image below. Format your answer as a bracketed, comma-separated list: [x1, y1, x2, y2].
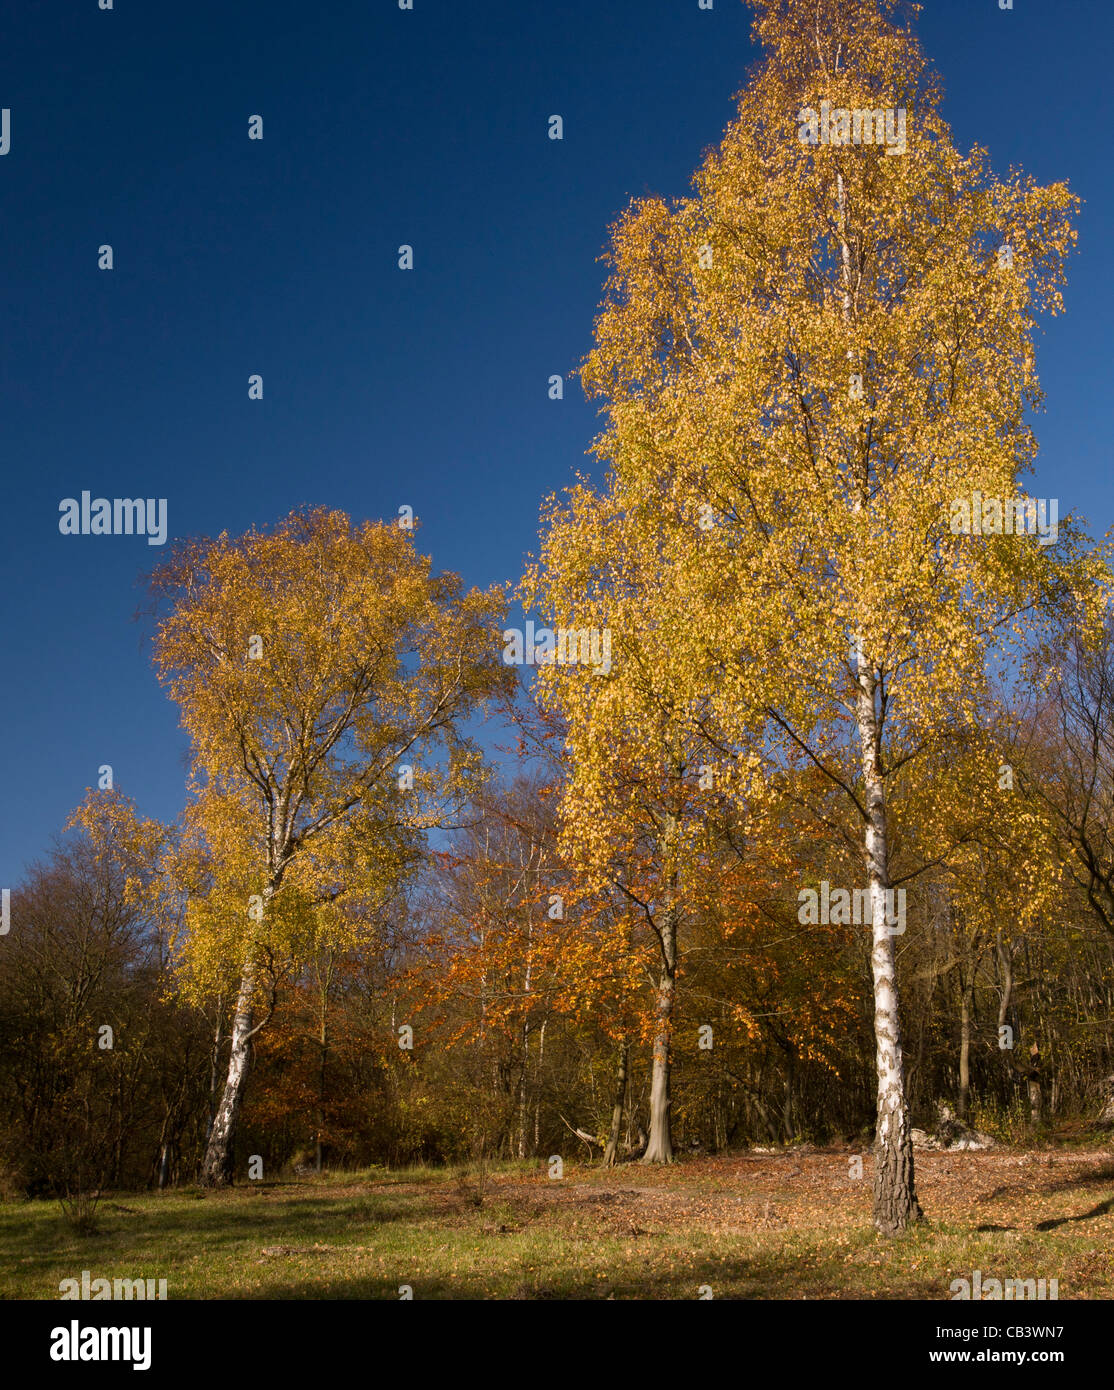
[958, 977, 973, 1121]
[316, 1010, 328, 1174]
[602, 1039, 629, 1167]
[206, 999, 224, 1143]
[1027, 1043, 1043, 1127]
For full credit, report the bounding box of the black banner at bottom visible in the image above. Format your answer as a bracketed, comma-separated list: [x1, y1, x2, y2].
[4, 1296, 1101, 1376]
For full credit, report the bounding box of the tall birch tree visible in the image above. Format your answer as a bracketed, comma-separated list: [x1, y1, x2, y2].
[568, 0, 1109, 1228]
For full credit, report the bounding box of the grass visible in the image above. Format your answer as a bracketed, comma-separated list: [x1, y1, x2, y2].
[1, 1148, 1111, 1299]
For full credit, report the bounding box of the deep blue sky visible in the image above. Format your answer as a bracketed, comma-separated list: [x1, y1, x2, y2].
[2, 0, 1111, 886]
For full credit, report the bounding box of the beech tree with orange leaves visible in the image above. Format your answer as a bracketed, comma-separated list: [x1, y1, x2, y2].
[525, 483, 773, 1164]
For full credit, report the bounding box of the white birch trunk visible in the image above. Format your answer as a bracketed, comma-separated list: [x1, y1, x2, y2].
[200, 877, 278, 1187]
[854, 648, 922, 1233]
[199, 958, 255, 1186]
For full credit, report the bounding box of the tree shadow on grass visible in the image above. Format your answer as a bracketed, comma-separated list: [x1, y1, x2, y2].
[976, 1193, 1114, 1234]
[237, 1249, 946, 1302]
[4, 1190, 333, 1290]
[0, 1191, 425, 1293]
[1034, 1197, 1114, 1232]
[972, 1158, 1114, 1211]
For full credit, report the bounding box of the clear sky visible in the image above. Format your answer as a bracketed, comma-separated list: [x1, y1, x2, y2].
[2, 0, 1111, 887]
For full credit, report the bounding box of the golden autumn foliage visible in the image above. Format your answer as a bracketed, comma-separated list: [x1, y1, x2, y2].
[146, 507, 512, 1183]
[526, 0, 1112, 1218]
[7, 0, 1114, 1242]
[149, 507, 510, 1004]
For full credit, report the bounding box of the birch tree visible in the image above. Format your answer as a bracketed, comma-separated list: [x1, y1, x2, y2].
[149, 508, 509, 1186]
[569, 0, 1110, 1227]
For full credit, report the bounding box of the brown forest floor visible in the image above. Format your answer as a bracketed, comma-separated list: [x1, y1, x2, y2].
[2, 1146, 1112, 1299]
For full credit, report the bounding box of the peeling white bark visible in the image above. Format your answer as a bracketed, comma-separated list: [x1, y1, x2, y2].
[855, 648, 922, 1234]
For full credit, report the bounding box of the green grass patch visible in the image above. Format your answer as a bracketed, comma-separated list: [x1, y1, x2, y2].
[1, 1150, 1109, 1300]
